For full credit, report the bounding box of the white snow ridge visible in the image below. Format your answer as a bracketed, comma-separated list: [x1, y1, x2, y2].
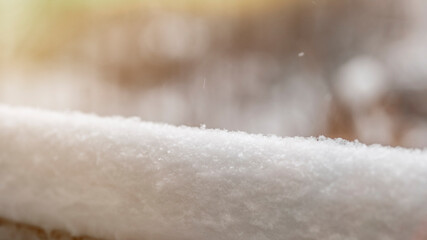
[0, 105, 426, 240]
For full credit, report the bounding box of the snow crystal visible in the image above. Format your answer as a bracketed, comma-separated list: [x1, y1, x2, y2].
[0, 105, 426, 240]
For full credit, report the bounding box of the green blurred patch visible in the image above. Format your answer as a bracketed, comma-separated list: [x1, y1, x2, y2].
[0, 0, 291, 63]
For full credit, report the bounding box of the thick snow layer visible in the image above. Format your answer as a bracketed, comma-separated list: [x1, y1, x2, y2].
[0, 105, 427, 240]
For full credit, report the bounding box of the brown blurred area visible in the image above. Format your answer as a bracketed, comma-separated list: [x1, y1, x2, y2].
[0, 0, 426, 148]
[0, 217, 100, 240]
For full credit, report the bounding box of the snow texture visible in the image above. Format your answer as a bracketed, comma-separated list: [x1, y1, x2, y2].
[0, 105, 427, 240]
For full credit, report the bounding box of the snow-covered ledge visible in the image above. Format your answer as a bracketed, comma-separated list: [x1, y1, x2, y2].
[0, 105, 426, 240]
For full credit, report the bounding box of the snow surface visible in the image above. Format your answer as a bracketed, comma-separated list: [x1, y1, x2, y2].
[0, 105, 427, 240]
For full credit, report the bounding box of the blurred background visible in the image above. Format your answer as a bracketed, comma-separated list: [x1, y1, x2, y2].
[0, 0, 426, 148]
